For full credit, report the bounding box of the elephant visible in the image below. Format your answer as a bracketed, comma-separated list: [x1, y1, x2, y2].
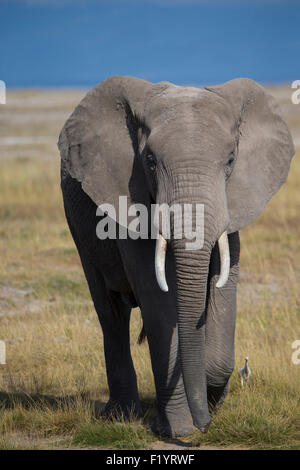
[58, 76, 294, 437]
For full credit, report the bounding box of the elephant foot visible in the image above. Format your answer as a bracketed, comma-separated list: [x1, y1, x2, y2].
[100, 398, 143, 421]
[151, 413, 194, 438]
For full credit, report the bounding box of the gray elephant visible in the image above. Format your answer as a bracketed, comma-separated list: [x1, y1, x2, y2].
[58, 76, 294, 437]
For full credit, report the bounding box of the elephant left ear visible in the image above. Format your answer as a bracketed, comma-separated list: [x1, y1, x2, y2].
[205, 78, 295, 233]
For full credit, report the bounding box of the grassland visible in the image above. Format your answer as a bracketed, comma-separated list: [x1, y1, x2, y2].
[0, 86, 299, 450]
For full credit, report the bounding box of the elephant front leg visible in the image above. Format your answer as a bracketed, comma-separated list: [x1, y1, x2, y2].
[100, 300, 142, 421]
[205, 231, 240, 412]
[79, 256, 142, 420]
[141, 301, 194, 438]
[117, 238, 193, 438]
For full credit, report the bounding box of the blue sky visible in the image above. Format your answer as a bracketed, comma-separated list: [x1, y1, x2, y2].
[0, 0, 299, 87]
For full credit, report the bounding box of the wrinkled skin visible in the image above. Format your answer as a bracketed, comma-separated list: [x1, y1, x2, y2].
[59, 76, 294, 437]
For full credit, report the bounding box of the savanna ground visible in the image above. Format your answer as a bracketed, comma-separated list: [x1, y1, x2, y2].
[0, 85, 299, 450]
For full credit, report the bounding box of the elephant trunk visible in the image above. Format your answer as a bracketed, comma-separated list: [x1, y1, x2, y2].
[153, 167, 230, 430]
[171, 234, 212, 431]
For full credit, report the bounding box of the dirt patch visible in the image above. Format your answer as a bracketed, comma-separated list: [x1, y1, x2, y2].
[0, 284, 47, 317]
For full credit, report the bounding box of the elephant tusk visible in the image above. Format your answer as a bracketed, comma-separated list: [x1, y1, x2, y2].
[216, 231, 230, 288]
[155, 234, 169, 292]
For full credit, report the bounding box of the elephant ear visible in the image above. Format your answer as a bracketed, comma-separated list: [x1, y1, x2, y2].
[58, 75, 152, 227]
[205, 78, 295, 233]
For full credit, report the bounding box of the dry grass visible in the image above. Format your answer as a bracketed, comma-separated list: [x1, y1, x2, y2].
[0, 86, 299, 449]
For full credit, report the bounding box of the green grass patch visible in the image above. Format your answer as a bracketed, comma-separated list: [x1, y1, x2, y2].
[73, 422, 155, 449]
[190, 376, 300, 450]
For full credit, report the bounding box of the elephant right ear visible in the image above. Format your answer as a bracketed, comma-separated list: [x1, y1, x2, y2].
[206, 78, 295, 233]
[58, 76, 152, 226]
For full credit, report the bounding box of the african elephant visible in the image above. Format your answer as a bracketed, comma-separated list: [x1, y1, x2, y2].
[58, 76, 294, 437]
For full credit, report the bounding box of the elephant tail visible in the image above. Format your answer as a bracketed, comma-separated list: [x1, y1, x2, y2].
[108, 290, 146, 343]
[138, 324, 147, 344]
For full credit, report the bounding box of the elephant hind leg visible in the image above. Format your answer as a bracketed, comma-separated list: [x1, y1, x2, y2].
[205, 231, 240, 412]
[207, 383, 229, 413]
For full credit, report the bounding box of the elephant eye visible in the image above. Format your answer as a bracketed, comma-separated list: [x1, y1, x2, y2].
[146, 154, 157, 171]
[225, 153, 235, 179]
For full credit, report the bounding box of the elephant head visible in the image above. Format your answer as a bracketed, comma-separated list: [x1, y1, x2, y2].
[58, 76, 294, 431]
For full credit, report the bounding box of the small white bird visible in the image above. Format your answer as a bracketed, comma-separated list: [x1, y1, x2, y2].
[238, 357, 251, 386]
